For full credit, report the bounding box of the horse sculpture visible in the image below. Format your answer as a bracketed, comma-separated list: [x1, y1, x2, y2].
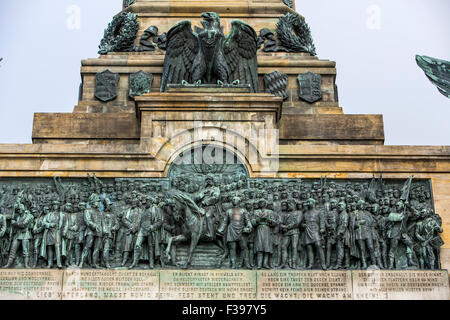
[164, 193, 224, 269]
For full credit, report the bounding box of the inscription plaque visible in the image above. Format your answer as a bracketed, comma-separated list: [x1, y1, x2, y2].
[0, 270, 62, 300]
[353, 270, 450, 300]
[257, 270, 353, 300]
[0, 269, 448, 300]
[159, 270, 256, 300]
[62, 269, 159, 300]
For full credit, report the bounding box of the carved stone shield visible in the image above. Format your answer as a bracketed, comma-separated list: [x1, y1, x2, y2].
[94, 70, 120, 102]
[129, 71, 153, 98]
[297, 72, 323, 103]
[264, 71, 289, 101]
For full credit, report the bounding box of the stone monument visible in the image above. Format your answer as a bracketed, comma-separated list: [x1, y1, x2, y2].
[0, 0, 448, 300]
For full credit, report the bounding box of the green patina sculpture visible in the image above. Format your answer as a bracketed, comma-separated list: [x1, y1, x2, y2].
[283, 0, 293, 8]
[94, 10, 320, 99]
[124, 0, 135, 8]
[94, 70, 120, 102]
[298, 71, 323, 103]
[259, 13, 317, 56]
[129, 71, 153, 98]
[160, 12, 259, 92]
[264, 71, 289, 101]
[416, 55, 450, 98]
[0, 146, 444, 271]
[98, 12, 139, 54]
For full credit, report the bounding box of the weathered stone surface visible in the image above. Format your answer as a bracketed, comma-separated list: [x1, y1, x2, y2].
[257, 270, 353, 300]
[62, 269, 159, 300]
[167, 85, 252, 93]
[279, 114, 385, 145]
[159, 270, 256, 300]
[0, 269, 62, 300]
[32, 113, 140, 143]
[125, 0, 297, 17]
[79, 54, 339, 115]
[352, 270, 450, 300]
[32, 112, 385, 146]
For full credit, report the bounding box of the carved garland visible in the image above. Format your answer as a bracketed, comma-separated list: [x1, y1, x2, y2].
[98, 12, 140, 54]
[259, 13, 317, 56]
[276, 13, 317, 56]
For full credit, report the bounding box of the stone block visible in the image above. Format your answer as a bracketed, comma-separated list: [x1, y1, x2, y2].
[61, 269, 159, 300]
[352, 270, 449, 300]
[0, 269, 63, 300]
[159, 270, 256, 300]
[256, 270, 353, 300]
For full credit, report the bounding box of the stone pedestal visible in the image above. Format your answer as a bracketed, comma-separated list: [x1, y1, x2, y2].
[135, 90, 283, 176]
[0, 269, 448, 300]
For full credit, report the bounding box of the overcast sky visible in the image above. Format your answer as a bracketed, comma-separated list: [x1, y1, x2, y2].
[0, 0, 449, 145]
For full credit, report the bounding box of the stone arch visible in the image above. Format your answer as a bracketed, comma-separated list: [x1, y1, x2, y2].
[153, 126, 273, 178]
[165, 142, 250, 181]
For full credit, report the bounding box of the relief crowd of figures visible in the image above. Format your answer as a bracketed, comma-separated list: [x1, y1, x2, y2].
[0, 174, 444, 271]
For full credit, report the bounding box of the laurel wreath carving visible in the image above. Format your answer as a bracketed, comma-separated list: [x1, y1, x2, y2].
[276, 13, 316, 56]
[98, 12, 139, 54]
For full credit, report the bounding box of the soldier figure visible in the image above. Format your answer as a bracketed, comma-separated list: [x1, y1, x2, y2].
[334, 202, 350, 269]
[62, 203, 78, 267]
[386, 201, 419, 269]
[4, 203, 34, 268]
[41, 200, 65, 269]
[195, 174, 221, 242]
[161, 199, 178, 267]
[113, 191, 128, 261]
[0, 176, 443, 271]
[415, 212, 443, 269]
[352, 200, 377, 269]
[217, 196, 253, 269]
[0, 211, 8, 266]
[74, 202, 87, 266]
[303, 198, 326, 270]
[130, 196, 163, 269]
[31, 206, 47, 268]
[371, 203, 387, 268]
[325, 199, 339, 268]
[271, 200, 282, 268]
[121, 196, 141, 267]
[386, 201, 406, 269]
[252, 199, 276, 269]
[244, 200, 256, 268]
[152, 198, 165, 267]
[296, 200, 307, 269]
[79, 194, 104, 268]
[102, 198, 119, 268]
[279, 200, 302, 269]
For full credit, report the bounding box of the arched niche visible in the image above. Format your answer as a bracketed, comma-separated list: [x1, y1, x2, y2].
[168, 144, 249, 194]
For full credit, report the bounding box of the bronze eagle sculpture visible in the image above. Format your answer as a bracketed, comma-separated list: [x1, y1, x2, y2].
[416, 55, 450, 99]
[160, 12, 259, 92]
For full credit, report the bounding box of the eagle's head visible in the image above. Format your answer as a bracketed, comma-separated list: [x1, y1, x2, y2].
[200, 12, 221, 31]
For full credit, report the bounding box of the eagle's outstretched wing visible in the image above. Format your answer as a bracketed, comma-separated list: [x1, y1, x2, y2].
[223, 20, 259, 93]
[160, 21, 199, 92]
[416, 55, 450, 98]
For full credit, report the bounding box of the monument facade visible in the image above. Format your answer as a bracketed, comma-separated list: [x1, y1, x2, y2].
[0, 0, 448, 300]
